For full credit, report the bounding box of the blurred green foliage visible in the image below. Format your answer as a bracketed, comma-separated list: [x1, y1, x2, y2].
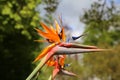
[0, 0, 41, 80]
[81, 0, 120, 80]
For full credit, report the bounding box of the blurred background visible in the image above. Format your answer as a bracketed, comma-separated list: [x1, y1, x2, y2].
[0, 0, 120, 80]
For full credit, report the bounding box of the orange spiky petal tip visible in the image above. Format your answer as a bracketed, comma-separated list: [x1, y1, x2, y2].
[33, 43, 56, 62]
[55, 20, 61, 34]
[46, 60, 56, 66]
[35, 28, 60, 43]
[35, 21, 64, 43]
[60, 27, 66, 42]
[60, 55, 66, 67]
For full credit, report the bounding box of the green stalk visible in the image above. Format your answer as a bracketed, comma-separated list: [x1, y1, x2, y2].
[48, 75, 52, 80]
[26, 56, 47, 80]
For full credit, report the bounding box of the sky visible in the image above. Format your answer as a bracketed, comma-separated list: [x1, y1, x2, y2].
[55, 0, 94, 36]
[55, 0, 120, 36]
[38, 0, 120, 37]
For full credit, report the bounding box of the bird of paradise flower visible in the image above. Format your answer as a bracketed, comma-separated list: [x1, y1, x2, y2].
[26, 20, 106, 80]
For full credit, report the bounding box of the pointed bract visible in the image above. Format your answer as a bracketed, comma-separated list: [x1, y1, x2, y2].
[33, 43, 56, 62]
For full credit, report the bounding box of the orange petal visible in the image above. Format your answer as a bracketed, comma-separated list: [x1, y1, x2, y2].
[35, 28, 60, 42]
[46, 60, 56, 66]
[35, 28, 53, 39]
[55, 20, 61, 34]
[50, 25, 56, 34]
[35, 28, 48, 38]
[59, 55, 66, 67]
[61, 27, 66, 42]
[33, 43, 56, 62]
[40, 22, 53, 33]
[46, 58, 56, 66]
[40, 22, 58, 37]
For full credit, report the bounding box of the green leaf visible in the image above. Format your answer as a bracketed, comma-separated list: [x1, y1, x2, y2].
[48, 75, 52, 80]
[15, 24, 24, 29]
[7, 2, 13, 8]
[2, 5, 12, 15]
[13, 13, 21, 21]
[26, 55, 48, 80]
[21, 30, 32, 39]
